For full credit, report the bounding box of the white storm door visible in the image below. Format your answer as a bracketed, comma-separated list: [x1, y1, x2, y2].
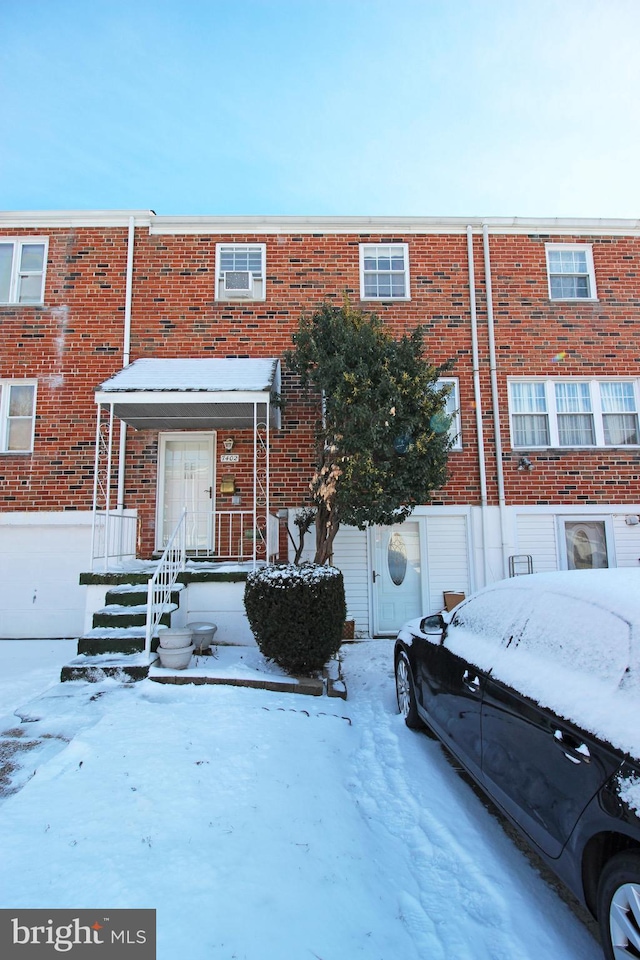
[158, 433, 216, 552]
[372, 521, 425, 635]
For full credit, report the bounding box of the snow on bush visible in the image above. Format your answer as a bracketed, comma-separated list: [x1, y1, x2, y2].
[244, 563, 346, 674]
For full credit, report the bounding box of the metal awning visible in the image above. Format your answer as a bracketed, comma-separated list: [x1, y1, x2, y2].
[95, 357, 281, 429]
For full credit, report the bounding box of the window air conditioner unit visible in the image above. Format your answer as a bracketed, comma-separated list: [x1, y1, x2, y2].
[222, 271, 254, 297]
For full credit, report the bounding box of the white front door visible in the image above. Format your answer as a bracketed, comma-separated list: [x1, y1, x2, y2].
[157, 433, 216, 552]
[372, 521, 426, 635]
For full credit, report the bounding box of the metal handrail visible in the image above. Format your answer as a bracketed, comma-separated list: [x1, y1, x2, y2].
[144, 508, 187, 660]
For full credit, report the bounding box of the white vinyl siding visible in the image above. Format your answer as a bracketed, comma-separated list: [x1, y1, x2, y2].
[332, 524, 371, 636]
[425, 515, 470, 610]
[515, 514, 559, 573]
[612, 515, 640, 567]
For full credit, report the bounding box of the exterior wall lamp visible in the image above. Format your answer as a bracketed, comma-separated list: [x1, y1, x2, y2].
[223, 437, 235, 452]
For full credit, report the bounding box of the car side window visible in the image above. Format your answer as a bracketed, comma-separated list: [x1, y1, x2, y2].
[450, 588, 529, 644]
[446, 587, 531, 671]
[516, 592, 630, 686]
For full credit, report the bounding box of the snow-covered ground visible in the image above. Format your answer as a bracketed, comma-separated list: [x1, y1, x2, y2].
[0, 639, 601, 960]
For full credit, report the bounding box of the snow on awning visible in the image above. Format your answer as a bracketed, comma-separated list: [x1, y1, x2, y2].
[95, 358, 281, 430]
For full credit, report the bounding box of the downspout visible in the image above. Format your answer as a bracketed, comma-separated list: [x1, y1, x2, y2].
[466, 226, 490, 587]
[482, 224, 508, 579]
[117, 215, 135, 511]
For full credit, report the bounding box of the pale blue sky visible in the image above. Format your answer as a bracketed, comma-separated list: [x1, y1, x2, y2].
[2, 0, 639, 217]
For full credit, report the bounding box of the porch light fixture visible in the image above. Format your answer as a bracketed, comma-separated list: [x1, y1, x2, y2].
[223, 437, 235, 452]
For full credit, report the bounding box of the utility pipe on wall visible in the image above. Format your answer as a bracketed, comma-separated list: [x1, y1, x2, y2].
[117, 216, 136, 512]
[482, 224, 508, 579]
[466, 226, 490, 587]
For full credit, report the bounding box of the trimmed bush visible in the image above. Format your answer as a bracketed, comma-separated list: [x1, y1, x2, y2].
[244, 563, 347, 674]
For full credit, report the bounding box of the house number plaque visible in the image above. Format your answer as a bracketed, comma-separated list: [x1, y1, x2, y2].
[220, 454, 239, 463]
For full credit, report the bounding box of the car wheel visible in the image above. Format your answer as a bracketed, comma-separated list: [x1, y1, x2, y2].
[597, 850, 640, 960]
[395, 652, 422, 729]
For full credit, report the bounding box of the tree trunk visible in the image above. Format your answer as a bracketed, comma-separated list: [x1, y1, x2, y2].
[314, 500, 340, 565]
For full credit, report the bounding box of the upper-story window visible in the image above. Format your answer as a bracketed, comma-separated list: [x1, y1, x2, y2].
[0, 238, 48, 304]
[438, 377, 462, 449]
[545, 243, 597, 300]
[215, 243, 266, 301]
[509, 379, 639, 448]
[360, 243, 410, 300]
[0, 380, 37, 453]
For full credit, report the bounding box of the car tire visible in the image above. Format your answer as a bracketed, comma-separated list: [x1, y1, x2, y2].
[597, 850, 640, 960]
[395, 651, 423, 729]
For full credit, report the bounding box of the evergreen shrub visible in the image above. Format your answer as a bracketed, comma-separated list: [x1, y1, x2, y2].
[244, 563, 347, 674]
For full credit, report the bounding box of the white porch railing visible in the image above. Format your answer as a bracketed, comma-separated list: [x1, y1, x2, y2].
[171, 509, 278, 561]
[144, 508, 187, 660]
[91, 508, 279, 571]
[91, 510, 138, 570]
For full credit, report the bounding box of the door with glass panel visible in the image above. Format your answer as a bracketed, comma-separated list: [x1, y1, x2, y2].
[372, 521, 425, 635]
[561, 518, 611, 570]
[157, 433, 216, 553]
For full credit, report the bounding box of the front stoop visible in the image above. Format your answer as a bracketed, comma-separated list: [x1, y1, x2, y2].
[65, 578, 185, 677]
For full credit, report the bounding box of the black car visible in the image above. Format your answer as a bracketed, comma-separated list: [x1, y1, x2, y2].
[394, 569, 640, 960]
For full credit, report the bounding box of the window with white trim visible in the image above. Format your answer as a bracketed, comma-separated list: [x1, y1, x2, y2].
[545, 243, 597, 300]
[509, 379, 640, 448]
[360, 243, 410, 300]
[559, 517, 611, 570]
[0, 380, 37, 452]
[215, 243, 265, 301]
[0, 238, 48, 304]
[438, 377, 462, 449]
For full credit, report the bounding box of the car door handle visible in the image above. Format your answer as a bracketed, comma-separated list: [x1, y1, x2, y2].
[462, 669, 480, 693]
[553, 729, 591, 764]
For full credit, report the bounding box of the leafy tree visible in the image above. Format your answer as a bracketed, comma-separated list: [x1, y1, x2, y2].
[286, 301, 454, 564]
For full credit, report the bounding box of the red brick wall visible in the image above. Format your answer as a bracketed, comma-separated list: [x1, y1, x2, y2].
[1, 226, 129, 510]
[485, 233, 640, 504]
[2, 222, 639, 553]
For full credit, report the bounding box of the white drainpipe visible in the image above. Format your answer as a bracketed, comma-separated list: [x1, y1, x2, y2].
[482, 224, 508, 579]
[117, 216, 136, 511]
[466, 226, 490, 587]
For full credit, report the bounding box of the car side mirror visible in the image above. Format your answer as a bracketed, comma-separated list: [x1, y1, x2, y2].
[420, 613, 445, 636]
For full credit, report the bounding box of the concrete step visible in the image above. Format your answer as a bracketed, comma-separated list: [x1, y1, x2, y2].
[77, 627, 158, 656]
[92, 602, 177, 630]
[104, 585, 183, 607]
[61, 652, 152, 682]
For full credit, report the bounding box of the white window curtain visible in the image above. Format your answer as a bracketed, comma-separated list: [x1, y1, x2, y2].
[555, 382, 594, 445]
[511, 382, 549, 446]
